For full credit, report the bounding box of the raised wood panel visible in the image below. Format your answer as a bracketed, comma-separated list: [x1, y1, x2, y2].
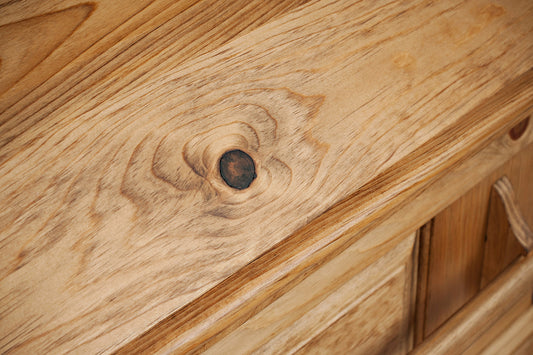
[424, 186, 489, 336]
[205, 233, 416, 355]
[412, 253, 533, 355]
[293, 268, 410, 355]
[422, 138, 533, 337]
[1, 0, 533, 353]
[119, 107, 533, 353]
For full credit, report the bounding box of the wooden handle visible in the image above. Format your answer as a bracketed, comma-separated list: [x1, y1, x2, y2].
[493, 176, 533, 251]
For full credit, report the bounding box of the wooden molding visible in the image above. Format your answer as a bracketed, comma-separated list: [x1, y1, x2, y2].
[1, 0, 532, 353]
[411, 254, 533, 354]
[493, 176, 533, 251]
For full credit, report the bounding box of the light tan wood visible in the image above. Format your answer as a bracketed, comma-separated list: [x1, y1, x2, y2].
[419, 137, 533, 337]
[493, 176, 533, 251]
[204, 233, 416, 355]
[463, 293, 532, 354]
[481, 180, 526, 288]
[0, 0, 310, 122]
[411, 254, 533, 355]
[294, 268, 410, 355]
[1, 0, 533, 353]
[121, 116, 533, 353]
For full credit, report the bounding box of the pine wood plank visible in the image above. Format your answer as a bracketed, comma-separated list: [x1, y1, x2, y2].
[422, 139, 533, 337]
[463, 294, 532, 354]
[412, 253, 533, 355]
[204, 233, 416, 355]
[0, 0, 310, 125]
[424, 183, 490, 336]
[121, 111, 533, 353]
[293, 266, 411, 355]
[1, 0, 533, 353]
[1, 0, 314, 352]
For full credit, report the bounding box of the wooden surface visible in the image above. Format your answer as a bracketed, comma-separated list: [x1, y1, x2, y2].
[412, 253, 533, 355]
[482, 306, 533, 354]
[481, 179, 527, 287]
[424, 181, 490, 336]
[413, 221, 432, 346]
[204, 233, 416, 355]
[120, 112, 533, 353]
[1, 0, 533, 353]
[293, 267, 409, 355]
[421, 140, 533, 337]
[464, 293, 531, 354]
[492, 176, 533, 251]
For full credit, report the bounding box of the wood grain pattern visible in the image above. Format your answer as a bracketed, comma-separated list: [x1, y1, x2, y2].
[421, 137, 533, 337]
[205, 233, 416, 355]
[1, 0, 533, 353]
[482, 307, 533, 355]
[293, 267, 410, 355]
[412, 253, 533, 355]
[1, 0, 314, 353]
[423, 184, 490, 336]
[481, 179, 527, 287]
[493, 176, 533, 250]
[0, 0, 311, 124]
[120, 111, 533, 353]
[463, 293, 531, 354]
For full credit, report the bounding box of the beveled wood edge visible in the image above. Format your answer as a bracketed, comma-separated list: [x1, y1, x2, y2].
[115, 69, 533, 354]
[410, 252, 533, 355]
[493, 176, 533, 251]
[413, 221, 433, 346]
[481, 304, 533, 354]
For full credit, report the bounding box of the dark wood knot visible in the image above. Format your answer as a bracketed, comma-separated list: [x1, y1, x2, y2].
[219, 150, 256, 190]
[509, 116, 529, 140]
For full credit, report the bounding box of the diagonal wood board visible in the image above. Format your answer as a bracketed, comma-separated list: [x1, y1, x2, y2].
[0, 0, 532, 353]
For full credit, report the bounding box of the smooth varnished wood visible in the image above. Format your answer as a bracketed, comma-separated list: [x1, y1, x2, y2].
[1, 0, 533, 353]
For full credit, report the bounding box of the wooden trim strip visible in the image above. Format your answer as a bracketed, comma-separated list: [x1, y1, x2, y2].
[493, 176, 533, 251]
[482, 307, 533, 354]
[413, 220, 433, 346]
[411, 253, 533, 355]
